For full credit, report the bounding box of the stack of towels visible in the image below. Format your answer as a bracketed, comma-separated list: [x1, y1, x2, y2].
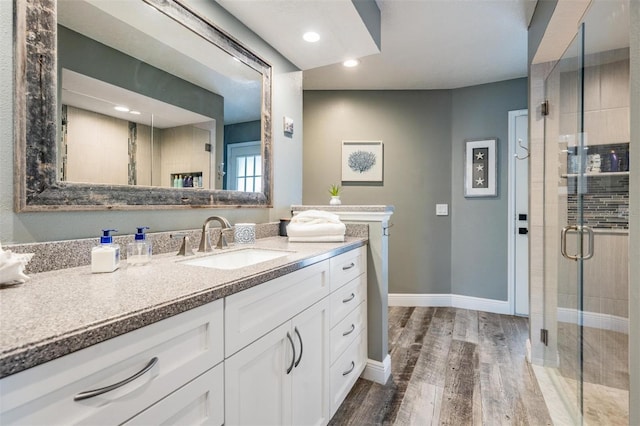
[287, 210, 346, 242]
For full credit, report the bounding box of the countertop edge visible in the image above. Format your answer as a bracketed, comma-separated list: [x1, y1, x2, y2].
[0, 239, 367, 379]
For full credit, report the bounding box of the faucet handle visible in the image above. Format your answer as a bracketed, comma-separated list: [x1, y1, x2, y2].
[171, 233, 194, 256]
[216, 230, 229, 250]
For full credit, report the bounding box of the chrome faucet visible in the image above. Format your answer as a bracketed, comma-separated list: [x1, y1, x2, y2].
[199, 216, 232, 252]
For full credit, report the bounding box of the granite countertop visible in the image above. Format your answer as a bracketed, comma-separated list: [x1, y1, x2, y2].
[0, 236, 366, 379]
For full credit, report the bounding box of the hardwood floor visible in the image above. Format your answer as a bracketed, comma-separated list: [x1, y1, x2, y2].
[329, 307, 553, 425]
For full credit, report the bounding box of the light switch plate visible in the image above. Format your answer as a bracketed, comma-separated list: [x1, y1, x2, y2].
[436, 204, 448, 216]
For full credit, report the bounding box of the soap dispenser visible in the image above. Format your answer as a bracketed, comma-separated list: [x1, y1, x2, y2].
[127, 226, 152, 266]
[91, 229, 120, 273]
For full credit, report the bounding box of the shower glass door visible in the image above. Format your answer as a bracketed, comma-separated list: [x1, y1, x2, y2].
[544, 1, 630, 423]
[544, 24, 585, 423]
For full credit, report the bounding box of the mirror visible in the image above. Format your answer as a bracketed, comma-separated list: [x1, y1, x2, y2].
[14, 0, 272, 211]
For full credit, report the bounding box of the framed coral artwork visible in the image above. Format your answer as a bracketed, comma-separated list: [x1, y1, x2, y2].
[341, 141, 383, 183]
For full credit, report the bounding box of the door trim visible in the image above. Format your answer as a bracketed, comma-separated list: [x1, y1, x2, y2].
[508, 109, 528, 315]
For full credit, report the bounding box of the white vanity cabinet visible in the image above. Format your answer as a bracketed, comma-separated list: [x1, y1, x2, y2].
[0, 301, 224, 426]
[224, 261, 331, 426]
[0, 243, 368, 426]
[328, 249, 368, 417]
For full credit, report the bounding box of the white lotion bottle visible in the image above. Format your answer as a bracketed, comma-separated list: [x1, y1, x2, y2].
[91, 229, 120, 273]
[127, 226, 152, 266]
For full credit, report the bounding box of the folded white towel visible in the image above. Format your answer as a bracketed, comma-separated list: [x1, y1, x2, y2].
[288, 235, 345, 243]
[287, 222, 346, 238]
[288, 209, 346, 240]
[290, 210, 342, 225]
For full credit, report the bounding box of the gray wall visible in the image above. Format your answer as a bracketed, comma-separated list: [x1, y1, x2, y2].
[59, 26, 224, 120]
[450, 79, 528, 300]
[303, 90, 453, 295]
[303, 79, 527, 300]
[0, 1, 302, 244]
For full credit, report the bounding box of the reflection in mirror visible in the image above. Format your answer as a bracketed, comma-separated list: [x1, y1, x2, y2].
[57, 0, 261, 191]
[61, 68, 217, 189]
[14, 0, 272, 211]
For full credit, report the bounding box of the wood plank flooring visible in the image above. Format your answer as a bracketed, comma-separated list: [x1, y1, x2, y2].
[329, 307, 553, 425]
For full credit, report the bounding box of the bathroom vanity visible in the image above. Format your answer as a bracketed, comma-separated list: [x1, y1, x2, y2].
[0, 238, 367, 425]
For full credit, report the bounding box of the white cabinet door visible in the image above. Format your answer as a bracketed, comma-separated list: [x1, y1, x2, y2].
[291, 298, 330, 426]
[225, 322, 293, 426]
[225, 299, 331, 426]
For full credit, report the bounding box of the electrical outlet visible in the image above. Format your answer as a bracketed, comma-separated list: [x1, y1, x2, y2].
[436, 204, 448, 216]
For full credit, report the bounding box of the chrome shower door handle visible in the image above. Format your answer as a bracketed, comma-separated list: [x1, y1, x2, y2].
[582, 225, 594, 260]
[561, 225, 579, 261]
[561, 225, 595, 261]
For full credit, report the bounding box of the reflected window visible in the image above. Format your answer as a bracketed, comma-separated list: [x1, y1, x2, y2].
[227, 141, 261, 192]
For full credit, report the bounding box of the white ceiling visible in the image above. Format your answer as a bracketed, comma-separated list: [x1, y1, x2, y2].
[217, 0, 538, 90]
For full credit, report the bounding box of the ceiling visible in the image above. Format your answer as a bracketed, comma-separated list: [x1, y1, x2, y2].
[216, 0, 538, 90]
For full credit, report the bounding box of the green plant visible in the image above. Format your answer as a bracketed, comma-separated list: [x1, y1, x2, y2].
[328, 184, 341, 196]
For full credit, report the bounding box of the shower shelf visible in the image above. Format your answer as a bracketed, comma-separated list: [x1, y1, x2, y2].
[561, 171, 630, 178]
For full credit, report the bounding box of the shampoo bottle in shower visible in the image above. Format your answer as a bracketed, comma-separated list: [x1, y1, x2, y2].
[609, 150, 619, 172]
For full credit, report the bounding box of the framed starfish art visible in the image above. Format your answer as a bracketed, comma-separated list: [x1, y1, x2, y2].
[464, 138, 497, 197]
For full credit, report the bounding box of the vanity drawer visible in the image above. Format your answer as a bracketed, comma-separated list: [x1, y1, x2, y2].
[330, 328, 367, 417]
[0, 300, 223, 426]
[124, 364, 224, 426]
[225, 260, 330, 357]
[330, 300, 366, 365]
[330, 273, 366, 328]
[330, 246, 365, 292]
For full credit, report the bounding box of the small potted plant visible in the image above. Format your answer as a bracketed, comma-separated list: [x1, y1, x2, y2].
[328, 184, 342, 205]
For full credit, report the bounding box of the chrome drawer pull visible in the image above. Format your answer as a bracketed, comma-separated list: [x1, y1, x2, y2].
[342, 361, 356, 376]
[342, 262, 355, 271]
[294, 327, 303, 368]
[286, 332, 296, 374]
[342, 324, 356, 336]
[74, 357, 158, 401]
[342, 293, 356, 303]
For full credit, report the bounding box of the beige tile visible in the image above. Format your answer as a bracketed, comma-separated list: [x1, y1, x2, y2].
[584, 110, 606, 146]
[584, 296, 603, 314]
[602, 298, 629, 318]
[603, 107, 631, 144]
[601, 59, 630, 109]
[583, 64, 601, 112]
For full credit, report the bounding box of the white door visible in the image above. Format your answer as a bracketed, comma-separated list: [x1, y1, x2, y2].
[225, 322, 293, 426]
[291, 299, 330, 426]
[509, 110, 529, 316]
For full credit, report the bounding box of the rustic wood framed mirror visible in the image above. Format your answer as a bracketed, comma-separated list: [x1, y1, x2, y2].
[14, 0, 272, 211]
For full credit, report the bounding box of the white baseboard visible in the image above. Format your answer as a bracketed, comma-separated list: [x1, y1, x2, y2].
[361, 355, 391, 385]
[557, 307, 628, 334]
[388, 293, 511, 315]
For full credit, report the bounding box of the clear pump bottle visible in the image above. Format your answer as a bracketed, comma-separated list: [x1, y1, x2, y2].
[127, 227, 152, 266]
[91, 229, 120, 273]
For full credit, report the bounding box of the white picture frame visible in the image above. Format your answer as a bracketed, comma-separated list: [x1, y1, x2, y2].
[464, 138, 498, 197]
[341, 141, 383, 183]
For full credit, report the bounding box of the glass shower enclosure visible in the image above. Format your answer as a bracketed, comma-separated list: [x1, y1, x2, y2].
[542, 0, 630, 424]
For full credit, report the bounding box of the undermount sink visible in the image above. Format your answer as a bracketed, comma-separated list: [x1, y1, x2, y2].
[180, 248, 292, 270]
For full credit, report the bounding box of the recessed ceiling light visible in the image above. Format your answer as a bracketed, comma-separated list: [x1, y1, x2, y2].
[130, 110, 141, 115]
[114, 106, 129, 112]
[343, 59, 359, 68]
[303, 32, 320, 43]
